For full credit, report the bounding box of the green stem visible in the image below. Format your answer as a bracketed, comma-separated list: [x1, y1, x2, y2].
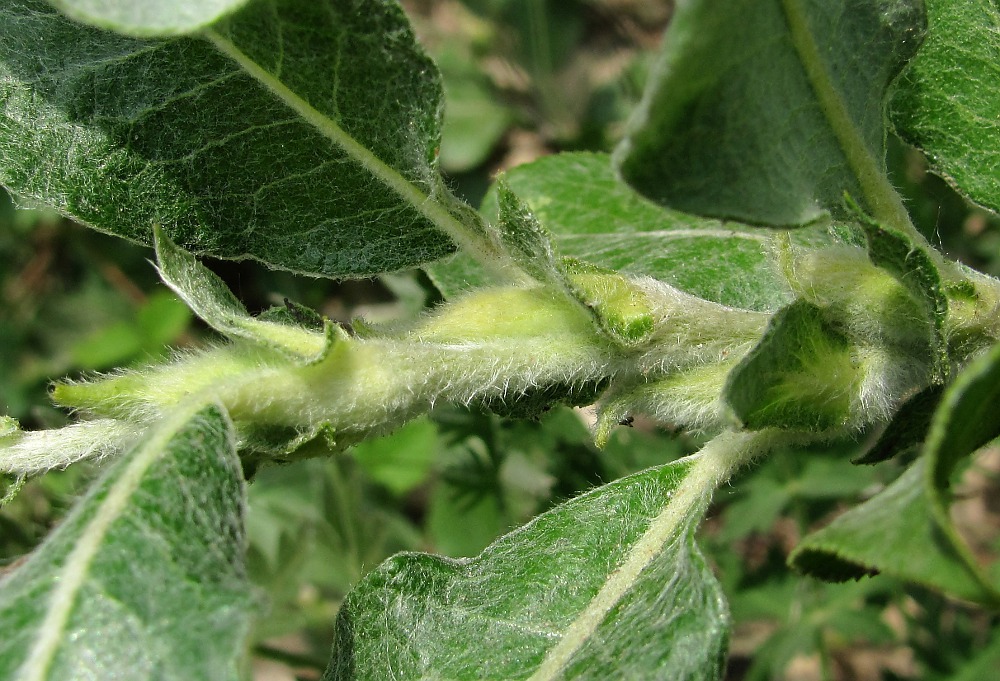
[34, 281, 776, 475]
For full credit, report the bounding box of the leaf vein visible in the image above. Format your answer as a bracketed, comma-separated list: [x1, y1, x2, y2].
[200, 28, 523, 283]
[16, 403, 211, 681]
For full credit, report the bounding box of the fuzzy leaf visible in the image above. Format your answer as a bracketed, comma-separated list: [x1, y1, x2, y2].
[0, 0, 477, 278]
[789, 459, 997, 604]
[154, 226, 340, 362]
[0, 403, 254, 680]
[925, 340, 1000, 555]
[854, 207, 949, 381]
[792, 343, 1000, 606]
[853, 384, 943, 464]
[0, 415, 17, 438]
[48, 0, 250, 36]
[559, 258, 655, 347]
[616, 0, 924, 227]
[725, 301, 859, 431]
[889, 0, 1000, 214]
[431, 153, 836, 311]
[493, 180, 559, 284]
[325, 456, 730, 680]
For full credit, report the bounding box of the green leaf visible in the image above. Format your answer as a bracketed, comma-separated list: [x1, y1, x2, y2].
[239, 420, 338, 462]
[437, 49, 512, 173]
[0, 0, 491, 278]
[493, 180, 559, 284]
[616, 0, 924, 229]
[853, 384, 943, 464]
[594, 360, 739, 445]
[69, 289, 192, 370]
[154, 226, 341, 362]
[431, 152, 836, 311]
[68, 321, 144, 370]
[0, 403, 254, 680]
[718, 476, 791, 542]
[0, 415, 17, 438]
[49, 0, 250, 37]
[438, 180, 656, 347]
[136, 289, 193, 347]
[324, 437, 755, 680]
[351, 417, 439, 496]
[725, 300, 860, 431]
[426, 486, 506, 558]
[852, 202, 949, 381]
[792, 342, 1000, 606]
[950, 626, 1000, 681]
[559, 258, 655, 346]
[924, 340, 1000, 565]
[889, 0, 1000, 214]
[789, 458, 997, 604]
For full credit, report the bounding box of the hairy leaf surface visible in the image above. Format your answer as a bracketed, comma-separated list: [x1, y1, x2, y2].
[924, 339, 1000, 573]
[789, 459, 997, 604]
[0, 403, 253, 680]
[325, 456, 729, 680]
[0, 0, 472, 277]
[616, 0, 924, 227]
[49, 0, 249, 36]
[725, 301, 860, 431]
[890, 0, 1000, 214]
[792, 343, 1000, 605]
[853, 384, 943, 464]
[154, 226, 339, 362]
[431, 153, 835, 311]
[856, 212, 949, 380]
[492, 180, 560, 284]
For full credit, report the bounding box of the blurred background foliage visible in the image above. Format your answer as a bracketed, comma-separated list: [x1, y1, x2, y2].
[2, 1, 999, 679]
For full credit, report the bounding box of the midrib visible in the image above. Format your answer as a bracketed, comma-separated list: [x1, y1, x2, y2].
[526, 430, 765, 680]
[779, 0, 923, 242]
[201, 29, 523, 283]
[17, 404, 208, 681]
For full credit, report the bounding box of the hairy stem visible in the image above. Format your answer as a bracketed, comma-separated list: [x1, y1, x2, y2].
[22, 282, 768, 474]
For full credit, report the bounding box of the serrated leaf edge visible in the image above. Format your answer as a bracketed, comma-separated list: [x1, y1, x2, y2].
[923, 341, 1000, 603]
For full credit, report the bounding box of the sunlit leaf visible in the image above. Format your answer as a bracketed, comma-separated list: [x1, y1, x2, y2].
[890, 0, 1000, 214]
[0, 0, 476, 278]
[0, 403, 253, 680]
[325, 452, 734, 680]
